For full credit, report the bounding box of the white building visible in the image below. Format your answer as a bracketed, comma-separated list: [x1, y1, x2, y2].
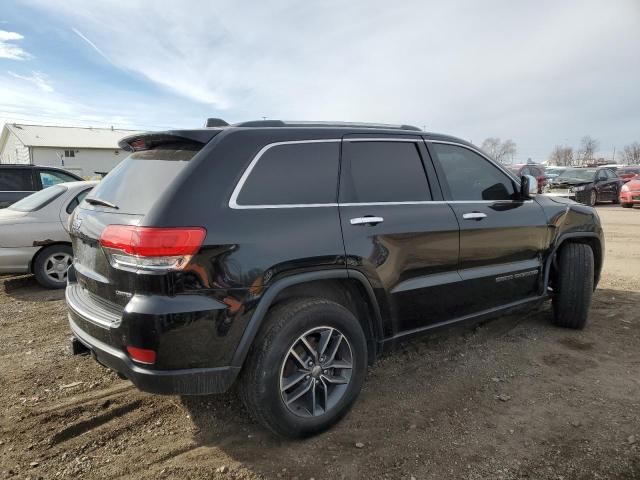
[0, 124, 143, 178]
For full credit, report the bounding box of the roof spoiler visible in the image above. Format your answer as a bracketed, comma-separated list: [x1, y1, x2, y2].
[118, 130, 220, 152]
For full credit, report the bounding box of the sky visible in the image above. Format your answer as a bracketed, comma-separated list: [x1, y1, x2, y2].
[0, 0, 638, 162]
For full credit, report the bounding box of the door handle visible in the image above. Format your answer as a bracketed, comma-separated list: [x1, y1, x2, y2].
[350, 216, 384, 226]
[462, 212, 487, 220]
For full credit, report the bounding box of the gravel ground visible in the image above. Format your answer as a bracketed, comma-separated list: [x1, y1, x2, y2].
[0, 204, 639, 480]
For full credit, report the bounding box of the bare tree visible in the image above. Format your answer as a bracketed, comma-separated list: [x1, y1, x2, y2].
[481, 137, 517, 164]
[621, 142, 640, 165]
[576, 135, 599, 165]
[549, 146, 574, 166]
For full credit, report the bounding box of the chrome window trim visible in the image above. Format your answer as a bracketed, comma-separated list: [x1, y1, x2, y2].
[228, 139, 341, 210]
[229, 137, 530, 210]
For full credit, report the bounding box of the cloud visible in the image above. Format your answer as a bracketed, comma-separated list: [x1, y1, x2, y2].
[0, 29, 30, 60]
[8, 70, 54, 92]
[15, 0, 640, 159]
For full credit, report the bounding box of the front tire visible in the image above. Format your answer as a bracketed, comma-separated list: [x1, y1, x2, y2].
[551, 243, 594, 329]
[33, 244, 73, 289]
[239, 298, 367, 438]
[621, 203, 633, 208]
[588, 189, 597, 206]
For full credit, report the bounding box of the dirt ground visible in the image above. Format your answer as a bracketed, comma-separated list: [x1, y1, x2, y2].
[1, 204, 639, 480]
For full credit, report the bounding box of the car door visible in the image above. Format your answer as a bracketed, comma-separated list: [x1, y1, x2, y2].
[427, 141, 550, 313]
[604, 169, 621, 200]
[338, 135, 461, 337]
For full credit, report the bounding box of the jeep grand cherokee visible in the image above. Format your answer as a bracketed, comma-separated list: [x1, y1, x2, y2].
[66, 120, 603, 437]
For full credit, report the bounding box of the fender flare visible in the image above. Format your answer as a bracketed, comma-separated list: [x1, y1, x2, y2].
[542, 232, 602, 292]
[230, 269, 383, 368]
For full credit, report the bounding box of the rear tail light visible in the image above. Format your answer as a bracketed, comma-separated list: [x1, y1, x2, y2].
[126, 346, 156, 364]
[100, 225, 206, 272]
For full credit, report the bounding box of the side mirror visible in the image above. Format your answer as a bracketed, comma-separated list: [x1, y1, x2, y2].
[520, 175, 538, 198]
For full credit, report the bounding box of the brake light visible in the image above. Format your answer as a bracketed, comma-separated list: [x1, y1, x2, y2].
[126, 346, 156, 364]
[100, 225, 206, 272]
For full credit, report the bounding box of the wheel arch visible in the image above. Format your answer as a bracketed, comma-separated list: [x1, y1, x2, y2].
[543, 233, 602, 292]
[230, 270, 383, 369]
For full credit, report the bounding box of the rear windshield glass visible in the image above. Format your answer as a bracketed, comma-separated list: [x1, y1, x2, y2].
[9, 185, 67, 212]
[83, 146, 200, 214]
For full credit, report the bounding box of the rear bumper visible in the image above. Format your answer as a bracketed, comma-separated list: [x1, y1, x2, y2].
[69, 316, 240, 395]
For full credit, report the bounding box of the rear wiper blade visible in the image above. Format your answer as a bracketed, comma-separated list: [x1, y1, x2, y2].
[85, 197, 119, 209]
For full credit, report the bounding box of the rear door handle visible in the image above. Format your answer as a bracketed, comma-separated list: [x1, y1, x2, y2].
[462, 212, 487, 220]
[350, 216, 384, 226]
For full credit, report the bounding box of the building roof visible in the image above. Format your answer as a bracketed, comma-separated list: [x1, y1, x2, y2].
[3, 123, 144, 149]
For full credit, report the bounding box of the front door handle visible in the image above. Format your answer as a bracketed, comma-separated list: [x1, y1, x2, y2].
[350, 216, 384, 226]
[462, 212, 487, 220]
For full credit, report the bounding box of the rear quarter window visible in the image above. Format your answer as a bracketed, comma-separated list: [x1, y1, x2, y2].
[234, 141, 340, 206]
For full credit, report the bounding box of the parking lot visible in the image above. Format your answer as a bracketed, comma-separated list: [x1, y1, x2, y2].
[0, 204, 638, 480]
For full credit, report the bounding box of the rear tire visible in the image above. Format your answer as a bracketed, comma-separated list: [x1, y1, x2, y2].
[551, 243, 594, 329]
[239, 298, 367, 438]
[33, 244, 73, 289]
[621, 203, 633, 208]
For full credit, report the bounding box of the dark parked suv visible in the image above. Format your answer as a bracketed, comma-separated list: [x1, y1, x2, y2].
[66, 120, 603, 437]
[0, 164, 82, 208]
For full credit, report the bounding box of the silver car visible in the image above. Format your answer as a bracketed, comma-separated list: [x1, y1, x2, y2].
[0, 181, 97, 288]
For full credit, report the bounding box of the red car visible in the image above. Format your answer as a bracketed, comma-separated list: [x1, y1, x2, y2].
[620, 177, 640, 208]
[617, 166, 640, 182]
[508, 164, 547, 193]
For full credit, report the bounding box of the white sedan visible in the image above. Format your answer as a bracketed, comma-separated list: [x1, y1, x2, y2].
[0, 181, 97, 288]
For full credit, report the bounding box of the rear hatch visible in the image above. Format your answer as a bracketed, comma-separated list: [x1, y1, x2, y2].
[69, 132, 215, 307]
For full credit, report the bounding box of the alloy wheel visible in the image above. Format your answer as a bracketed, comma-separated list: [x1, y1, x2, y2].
[279, 326, 353, 418]
[44, 252, 73, 283]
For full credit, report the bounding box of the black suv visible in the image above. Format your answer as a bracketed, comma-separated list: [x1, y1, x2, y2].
[0, 164, 82, 208]
[66, 121, 603, 437]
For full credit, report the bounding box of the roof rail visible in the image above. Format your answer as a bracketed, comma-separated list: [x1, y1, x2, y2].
[232, 120, 422, 131]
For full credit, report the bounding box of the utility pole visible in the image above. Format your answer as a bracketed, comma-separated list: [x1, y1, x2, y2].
[612, 147, 616, 164]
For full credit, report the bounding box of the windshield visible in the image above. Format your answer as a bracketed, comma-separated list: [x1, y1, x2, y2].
[83, 145, 200, 214]
[9, 185, 67, 212]
[556, 168, 596, 181]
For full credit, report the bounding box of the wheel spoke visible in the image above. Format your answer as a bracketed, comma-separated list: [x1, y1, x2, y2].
[317, 328, 333, 358]
[289, 349, 307, 368]
[300, 336, 318, 362]
[46, 267, 56, 274]
[321, 374, 349, 385]
[55, 270, 66, 281]
[319, 377, 329, 412]
[311, 379, 317, 415]
[285, 379, 312, 405]
[325, 333, 343, 364]
[281, 371, 307, 392]
[327, 359, 352, 370]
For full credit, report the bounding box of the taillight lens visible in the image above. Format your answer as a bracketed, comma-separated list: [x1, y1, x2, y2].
[100, 225, 206, 272]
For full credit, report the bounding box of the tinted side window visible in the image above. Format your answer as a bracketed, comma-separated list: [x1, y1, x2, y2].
[432, 144, 516, 201]
[340, 141, 430, 203]
[237, 142, 339, 206]
[0, 169, 33, 191]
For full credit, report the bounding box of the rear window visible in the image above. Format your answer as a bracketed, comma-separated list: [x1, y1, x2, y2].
[84, 146, 200, 214]
[0, 169, 33, 191]
[9, 185, 67, 212]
